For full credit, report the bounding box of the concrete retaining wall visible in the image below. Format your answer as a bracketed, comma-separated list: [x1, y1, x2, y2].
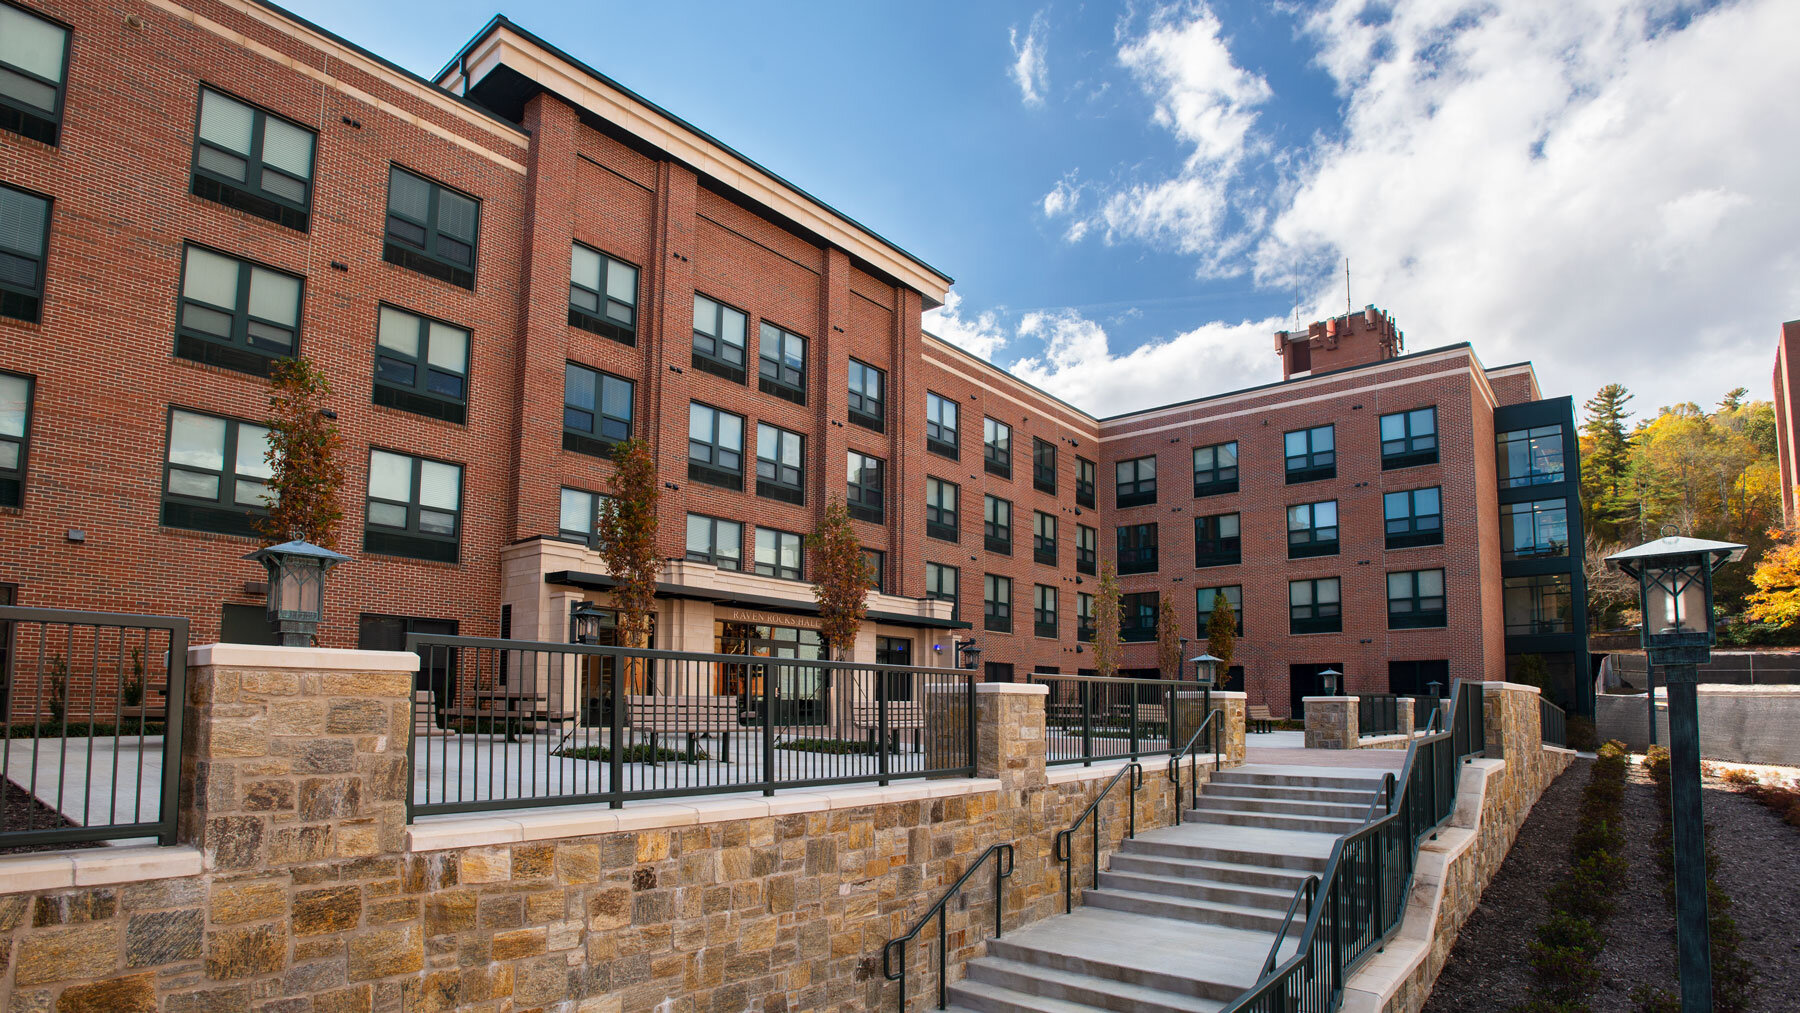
[1596, 685, 1800, 765]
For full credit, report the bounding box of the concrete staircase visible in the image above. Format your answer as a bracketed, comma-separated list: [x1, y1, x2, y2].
[945, 765, 1386, 1013]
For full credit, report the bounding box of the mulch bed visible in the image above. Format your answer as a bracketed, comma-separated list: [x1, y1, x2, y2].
[1, 778, 103, 853]
[1423, 758, 1800, 1012]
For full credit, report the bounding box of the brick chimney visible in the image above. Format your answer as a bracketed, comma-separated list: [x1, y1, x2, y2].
[1274, 305, 1403, 380]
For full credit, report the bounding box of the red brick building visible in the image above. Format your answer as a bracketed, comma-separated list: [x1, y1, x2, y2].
[1772, 319, 1800, 525]
[0, 0, 1590, 719]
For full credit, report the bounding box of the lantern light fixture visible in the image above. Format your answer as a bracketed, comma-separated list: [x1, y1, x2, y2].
[243, 538, 349, 647]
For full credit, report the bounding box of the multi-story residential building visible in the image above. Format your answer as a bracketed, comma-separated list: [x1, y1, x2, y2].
[1772, 319, 1800, 525]
[0, 0, 1590, 720]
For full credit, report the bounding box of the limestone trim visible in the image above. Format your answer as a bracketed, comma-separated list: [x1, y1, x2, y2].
[1044, 757, 1219, 786]
[0, 845, 202, 896]
[188, 644, 421, 671]
[976, 682, 1049, 696]
[1480, 681, 1541, 694]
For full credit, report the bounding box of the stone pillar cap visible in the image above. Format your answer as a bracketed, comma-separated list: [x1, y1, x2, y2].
[975, 682, 1048, 696]
[190, 643, 420, 672]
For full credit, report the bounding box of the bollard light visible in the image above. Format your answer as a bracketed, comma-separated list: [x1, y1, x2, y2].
[244, 538, 349, 647]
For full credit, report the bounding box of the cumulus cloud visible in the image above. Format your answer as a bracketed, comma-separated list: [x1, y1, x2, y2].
[924, 291, 1010, 361]
[1009, 11, 1051, 107]
[1009, 309, 1283, 417]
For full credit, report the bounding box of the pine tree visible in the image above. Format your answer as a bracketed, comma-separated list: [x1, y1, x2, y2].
[1581, 383, 1635, 541]
[808, 497, 872, 661]
[1156, 596, 1182, 681]
[1093, 562, 1122, 680]
[1205, 590, 1237, 684]
[259, 357, 344, 547]
[595, 439, 660, 653]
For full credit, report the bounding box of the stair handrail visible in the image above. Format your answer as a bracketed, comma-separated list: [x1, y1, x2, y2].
[1258, 874, 1320, 977]
[881, 841, 1015, 1011]
[1364, 771, 1397, 822]
[1054, 760, 1143, 913]
[1167, 708, 1222, 825]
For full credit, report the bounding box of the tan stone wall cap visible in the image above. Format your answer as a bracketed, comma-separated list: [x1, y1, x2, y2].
[190, 643, 422, 672]
[0, 845, 201, 896]
[1480, 681, 1541, 694]
[1301, 695, 1359, 702]
[976, 682, 1049, 696]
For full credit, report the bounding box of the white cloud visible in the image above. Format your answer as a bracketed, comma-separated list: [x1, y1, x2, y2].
[1009, 309, 1283, 417]
[1009, 11, 1051, 107]
[924, 291, 1009, 361]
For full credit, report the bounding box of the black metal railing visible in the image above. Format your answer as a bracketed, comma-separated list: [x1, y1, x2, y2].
[1222, 680, 1486, 1012]
[1169, 708, 1221, 826]
[1540, 696, 1567, 749]
[1357, 693, 1401, 737]
[1031, 673, 1183, 766]
[406, 635, 978, 819]
[882, 842, 1014, 1010]
[1055, 760, 1142, 913]
[0, 606, 188, 848]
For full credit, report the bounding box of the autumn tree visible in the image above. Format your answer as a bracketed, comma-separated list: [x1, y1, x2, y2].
[1093, 562, 1122, 680]
[1583, 533, 1641, 631]
[1156, 596, 1183, 681]
[808, 497, 872, 661]
[1205, 590, 1237, 685]
[595, 439, 659, 653]
[258, 357, 344, 547]
[1744, 528, 1800, 628]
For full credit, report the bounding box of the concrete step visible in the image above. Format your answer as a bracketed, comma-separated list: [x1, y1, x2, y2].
[959, 957, 1225, 1013]
[1105, 853, 1316, 890]
[944, 979, 1117, 1013]
[1118, 836, 1329, 874]
[1096, 870, 1297, 910]
[1192, 793, 1370, 820]
[1201, 782, 1380, 805]
[1184, 806, 1366, 835]
[1211, 769, 1386, 791]
[1081, 887, 1290, 933]
[985, 910, 1280, 1000]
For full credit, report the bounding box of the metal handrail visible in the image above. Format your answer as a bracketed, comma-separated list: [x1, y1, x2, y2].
[882, 842, 1015, 1011]
[1054, 760, 1144, 913]
[1167, 709, 1222, 825]
[1364, 772, 1396, 822]
[1259, 875, 1320, 977]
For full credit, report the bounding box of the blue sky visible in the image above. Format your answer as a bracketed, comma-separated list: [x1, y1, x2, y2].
[287, 0, 1800, 421]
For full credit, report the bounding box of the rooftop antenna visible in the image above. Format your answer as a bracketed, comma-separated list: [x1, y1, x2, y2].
[1293, 288, 1300, 329]
[1344, 258, 1352, 319]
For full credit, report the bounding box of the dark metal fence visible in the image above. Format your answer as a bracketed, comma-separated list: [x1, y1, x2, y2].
[407, 634, 978, 819]
[0, 606, 188, 848]
[1540, 696, 1567, 749]
[1356, 693, 1401, 737]
[1222, 680, 1486, 1012]
[1030, 673, 1182, 766]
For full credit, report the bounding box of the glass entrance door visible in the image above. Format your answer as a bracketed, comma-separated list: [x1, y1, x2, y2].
[715, 621, 827, 725]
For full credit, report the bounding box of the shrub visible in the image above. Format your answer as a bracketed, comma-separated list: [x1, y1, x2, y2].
[554, 743, 707, 763]
[1630, 985, 1680, 1013]
[122, 647, 146, 707]
[1719, 767, 1757, 786]
[1643, 744, 1670, 782]
[777, 737, 877, 755]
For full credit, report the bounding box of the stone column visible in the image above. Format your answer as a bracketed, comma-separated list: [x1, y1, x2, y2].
[1173, 690, 1247, 766]
[1397, 697, 1414, 738]
[1213, 691, 1248, 764]
[974, 682, 1047, 797]
[1302, 696, 1358, 749]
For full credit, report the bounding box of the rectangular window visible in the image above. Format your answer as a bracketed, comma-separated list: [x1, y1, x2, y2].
[926, 391, 959, 459]
[1077, 592, 1095, 643]
[1193, 441, 1239, 497]
[1117, 523, 1159, 574]
[1197, 585, 1243, 637]
[373, 304, 469, 423]
[691, 294, 748, 383]
[383, 166, 478, 289]
[1076, 524, 1097, 575]
[1380, 407, 1438, 469]
[1121, 592, 1159, 642]
[1383, 487, 1443, 549]
[1497, 425, 1566, 488]
[568, 243, 638, 345]
[1033, 511, 1057, 566]
[984, 574, 1012, 633]
[984, 494, 1013, 555]
[754, 528, 803, 580]
[875, 636, 912, 697]
[558, 487, 608, 547]
[1288, 501, 1340, 559]
[0, 371, 30, 508]
[1501, 498, 1570, 560]
[175, 244, 302, 376]
[687, 402, 744, 490]
[563, 363, 634, 458]
[1076, 457, 1097, 508]
[757, 322, 807, 405]
[984, 662, 1015, 684]
[1504, 573, 1573, 635]
[847, 451, 885, 523]
[926, 562, 959, 619]
[755, 424, 805, 504]
[1115, 456, 1158, 508]
[686, 514, 743, 571]
[1194, 513, 1241, 568]
[1388, 569, 1447, 629]
[364, 449, 462, 563]
[848, 359, 885, 432]
[0, 183, 49, 323]
[0, 3, 70, 145]
[1034, 584, 1058, 638]
[160, 408, 272, 538]
[926, 477, 960, 542]
[1285, 425, 1336, 483]
[862, 548, 886, 592]
[191, 87, 315, 231]
[1290, 578, 1342, 635]
[984, 418, 1011, 478]
[1033, 438, 1057, 493]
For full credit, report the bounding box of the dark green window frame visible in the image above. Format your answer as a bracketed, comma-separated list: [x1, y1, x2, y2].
[0, 2, 71, 146]
[926, 562, 959, 620]
[373, 304, 469, 424]
[847, 450, 885, 523]
[174, 244, 303, 377]
[1076, 523, 1097, 575]
[1076, 456, 1097, 508]
[1116, 455, 1157, 508]
[558, 487, 608, 547]
[1290, 578, 1342, 635]
[1497, 425, 1566, 488]
[692, 293, 749, 383]
[1193, 441, 1238, 496]
[757, 322, 807, 405]
[926, 477, 959, 543]
[383, 165, 479, 290]
[569, 242, 638, 345]
[983, 574, 1011, 633]
[1034, 584, 1058, 639]
[1388, 569, 1446, 629]
[687, 402, 744, 490]
[1077, 592, 1094, 643]
[754, 527, 804, 581]
[0, 182, 50, 323]
[160, 407, 273, 539]
[862, 548, 886, 592]
[1197, 585, 1243, 637]
[686, 513, 743, 571]
[1285, 425, 1336, 483]
[983, 418, 1011, 478]
[755, 423, 805, 505]
[190, 86, 316, 232]
[848, 358, 885, 432]
[1501, 497, 1569, 560]
[364, 448, 462, 563]
[563, 362, 634, 458]
[1194, 512, 1241, 567]
[1117, 522, 1158, 575]
[1503, 573, 1572, 635]
[1384, 487, 1443, 549]
[926, 391, 959, 459]
[0, 370, 30, 509]
[1288, 500, 1339, 559]
[1380, 407, 1438, 469]
[1120, 592, 1159, 642]
[1033, 438, 1057, 494]
[1033, 511, 1057, 566]
[984, 494, 1012, 555]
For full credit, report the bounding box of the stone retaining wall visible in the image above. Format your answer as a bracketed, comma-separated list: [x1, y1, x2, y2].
[0, 648, 1228, 1013]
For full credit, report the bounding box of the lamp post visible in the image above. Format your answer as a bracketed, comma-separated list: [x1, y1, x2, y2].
[1607, 532, 1745, 1013]
[1190, 653, 1221, 752]
[953, 638, 982, 672]
[244, 539, 349, 647]
[1319, 667, 1342, 697]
